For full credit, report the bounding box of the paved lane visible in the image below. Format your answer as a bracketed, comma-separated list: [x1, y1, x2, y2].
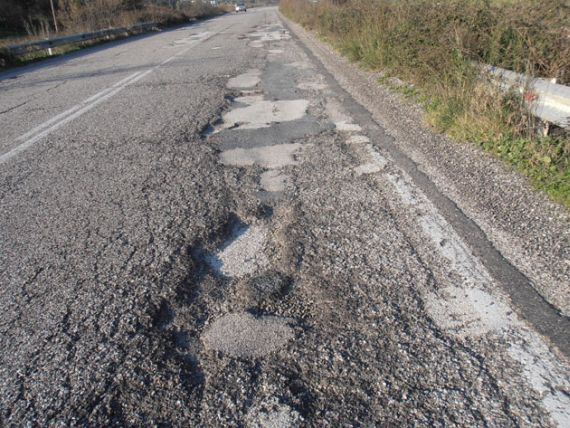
[0, 14, 243, 158]
[0, 10, 264, 424]
[1, 6, 568, 426]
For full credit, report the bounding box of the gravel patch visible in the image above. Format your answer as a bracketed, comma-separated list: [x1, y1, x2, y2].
[202, 312, 294, 358]
[206, 224, 270, 278]
[246, 398, 303, 428]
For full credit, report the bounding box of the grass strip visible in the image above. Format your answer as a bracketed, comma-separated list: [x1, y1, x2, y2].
[280, 0, 569, 207]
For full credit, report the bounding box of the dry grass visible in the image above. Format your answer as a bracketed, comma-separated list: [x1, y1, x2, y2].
[281, 0, 570, 206]
[0, 1, 224, 48]
[57, 0, 222, 33]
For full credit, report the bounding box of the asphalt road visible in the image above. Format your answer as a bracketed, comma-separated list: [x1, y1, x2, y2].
[1, 7, 568, 427]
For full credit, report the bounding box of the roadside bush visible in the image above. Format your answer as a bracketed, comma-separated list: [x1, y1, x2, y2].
[56, 0, 213, 33]
[280, 0, 570, 206]
[0, 0, 224, 43]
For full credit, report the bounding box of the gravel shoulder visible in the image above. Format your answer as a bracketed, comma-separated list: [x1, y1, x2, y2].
[279, 14, 570, 317]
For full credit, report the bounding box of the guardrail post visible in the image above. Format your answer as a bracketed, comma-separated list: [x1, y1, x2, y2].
[541, 78, 558, 137]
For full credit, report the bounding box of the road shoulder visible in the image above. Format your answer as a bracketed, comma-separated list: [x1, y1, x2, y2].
[279, 12, 570, 319]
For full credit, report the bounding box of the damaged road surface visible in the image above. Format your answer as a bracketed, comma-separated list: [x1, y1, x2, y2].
[1, 6, 569, 427]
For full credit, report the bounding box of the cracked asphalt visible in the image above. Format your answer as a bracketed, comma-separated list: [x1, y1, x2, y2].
[0, 6, 569, 427]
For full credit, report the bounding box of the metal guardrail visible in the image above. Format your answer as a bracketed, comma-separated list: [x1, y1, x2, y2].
[1, 22, 158, 56]
[2, 22, 568, 130]
[483, 65, 570, 129]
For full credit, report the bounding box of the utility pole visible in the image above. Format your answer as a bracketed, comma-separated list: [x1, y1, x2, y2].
[49, 0, 59, 33]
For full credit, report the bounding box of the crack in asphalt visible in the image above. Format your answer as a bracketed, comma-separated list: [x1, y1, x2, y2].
[0, 101, 28, 114]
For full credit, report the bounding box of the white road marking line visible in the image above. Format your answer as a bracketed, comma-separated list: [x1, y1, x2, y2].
[0, 70, 153, 164]
[15, 71, 143, 142]
[1, 26, 229, 165]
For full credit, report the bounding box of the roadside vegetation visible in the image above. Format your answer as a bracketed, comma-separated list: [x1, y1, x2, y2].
[0, 0, 229, 65]
[280, 0, 570, 206]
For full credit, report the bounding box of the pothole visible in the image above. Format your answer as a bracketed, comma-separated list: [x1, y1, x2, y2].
[202, 312, 294, 358]
[246, 397, 303, 428]
[335, 121, 362, 132]
[249, 40, 264, 48]
[354, 163, 383, 176]
[200, 121, 220, 139]
[222, 100, 310, 130]
[249, 272, 293, 299]
[227, 69, 262, 89]
[205, 223, 269, 278]
[347, 135, 370, 144]
[297, 80, 328, 91]
[260, 170, 291, 192]
[153, 300, 175, 329]
[425, 286, 513, 338]
[219, 143, 308, 168]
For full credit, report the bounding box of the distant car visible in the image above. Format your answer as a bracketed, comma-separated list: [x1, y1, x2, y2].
[235, 3, 246, 12]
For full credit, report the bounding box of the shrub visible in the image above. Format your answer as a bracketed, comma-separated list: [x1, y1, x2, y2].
[280, 0, 570, 206]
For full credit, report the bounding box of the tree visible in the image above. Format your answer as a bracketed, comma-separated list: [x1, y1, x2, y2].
[0, 0, 55, 34]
